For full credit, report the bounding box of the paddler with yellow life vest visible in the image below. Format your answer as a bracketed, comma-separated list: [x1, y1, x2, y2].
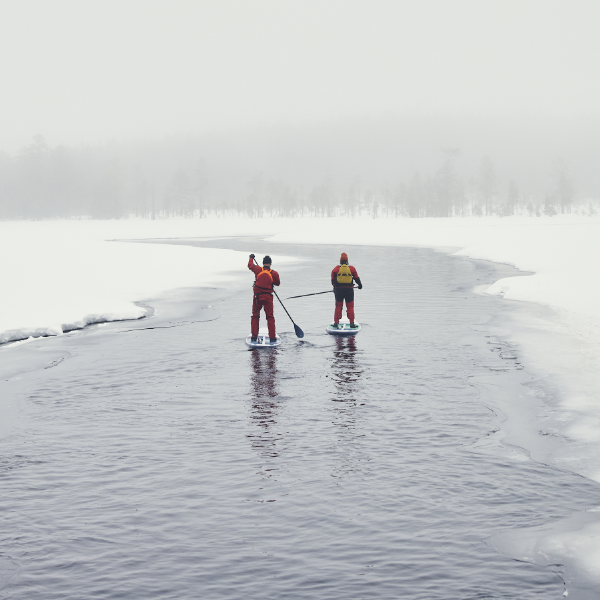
[331, 252, 362, 329]
[248, 254, 280, 343]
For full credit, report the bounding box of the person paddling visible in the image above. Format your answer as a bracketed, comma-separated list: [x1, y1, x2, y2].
[331, 252, 362, 329]
[248, 254, 280, 343]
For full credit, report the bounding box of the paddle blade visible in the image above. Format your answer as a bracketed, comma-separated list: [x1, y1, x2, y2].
[294, 323, 304, 338]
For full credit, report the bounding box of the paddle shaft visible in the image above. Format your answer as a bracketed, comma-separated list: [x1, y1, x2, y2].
[287, 290, 332, 300]
[287, 286, 356, 300]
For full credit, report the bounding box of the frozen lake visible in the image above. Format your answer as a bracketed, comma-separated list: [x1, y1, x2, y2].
[1, 238, 598, 599]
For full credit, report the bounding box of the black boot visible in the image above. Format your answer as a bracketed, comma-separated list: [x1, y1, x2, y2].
[250, 336, 258, 342]
[270, 337, 278, 343]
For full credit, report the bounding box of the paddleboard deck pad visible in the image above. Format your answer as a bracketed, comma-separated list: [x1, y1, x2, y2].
[326, 322, 361, 336]
[245, 334, 282, 348]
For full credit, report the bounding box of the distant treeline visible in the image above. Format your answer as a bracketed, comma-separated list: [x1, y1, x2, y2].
[0, 134, 597, 220]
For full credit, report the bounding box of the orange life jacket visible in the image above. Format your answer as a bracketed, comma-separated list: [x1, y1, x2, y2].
[254, 268, 274, 293]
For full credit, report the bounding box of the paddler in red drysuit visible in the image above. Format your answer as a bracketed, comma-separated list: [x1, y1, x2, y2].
[248, 254, 280, 342]
[331, 252, 362, 329]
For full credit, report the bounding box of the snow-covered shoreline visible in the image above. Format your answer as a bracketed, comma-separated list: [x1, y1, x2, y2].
[3, 215, 599, 368]
[3, 215, 599, 372]
[0, 222, 251, 345]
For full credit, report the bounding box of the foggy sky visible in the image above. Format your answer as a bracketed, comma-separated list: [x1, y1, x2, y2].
[1, 0, 600, 152]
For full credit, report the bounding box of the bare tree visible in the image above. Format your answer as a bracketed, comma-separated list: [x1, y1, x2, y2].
[18, 135, 49, 218]
[435, 148, 461, 217]
[553, 160, 574, 214]
[164, 169, 192, 217]
[407, 173, 425, 217]
[92, 158, 123, 219]
[503, 179, 519, 216]
[194, 158, 208, 217]
[477, 156, 497, 216]
[246, 173, 264, 218]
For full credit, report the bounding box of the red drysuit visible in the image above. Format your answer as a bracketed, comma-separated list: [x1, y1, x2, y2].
[331, 264, 361, 324]
[248, 258, 280, 338]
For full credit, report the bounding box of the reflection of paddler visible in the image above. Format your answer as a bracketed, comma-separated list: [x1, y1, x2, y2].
[249, 350, 280, 458]
[331, 253, 362, 329]
[248, 254, 280, 343]
[331, 336, 362, 400]
[250, 348, 278, 399]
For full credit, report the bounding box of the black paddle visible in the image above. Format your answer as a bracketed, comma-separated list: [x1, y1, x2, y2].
[253, 257, 304, 338]
[286, 290, 332, 300]
[286, 286, 356, 300]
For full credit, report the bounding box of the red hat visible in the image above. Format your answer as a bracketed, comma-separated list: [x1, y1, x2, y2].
[340, 252, 348, 262]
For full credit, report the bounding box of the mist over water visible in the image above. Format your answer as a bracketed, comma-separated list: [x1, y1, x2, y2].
[2, 115, 600, 220]
[1, 1, 600, 220]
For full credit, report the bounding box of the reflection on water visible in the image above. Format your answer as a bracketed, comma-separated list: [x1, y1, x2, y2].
[247, 349, 281, 460]
[330, 336, 363, 402]
[329, 336, 368, 478]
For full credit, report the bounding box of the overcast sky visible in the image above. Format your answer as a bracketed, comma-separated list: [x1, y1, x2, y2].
[1, 0, 599, 152]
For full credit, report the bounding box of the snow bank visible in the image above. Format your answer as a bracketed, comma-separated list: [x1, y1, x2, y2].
[0, 220, 254, 344]
[3, 215, 599, 352]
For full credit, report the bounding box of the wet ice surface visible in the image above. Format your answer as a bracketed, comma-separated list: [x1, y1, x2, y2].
[1, 241, 599, 599]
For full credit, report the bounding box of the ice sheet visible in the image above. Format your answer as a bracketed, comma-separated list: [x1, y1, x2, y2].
[490, 509, 600, 599]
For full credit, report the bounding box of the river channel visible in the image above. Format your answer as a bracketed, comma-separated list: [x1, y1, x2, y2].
[0, 238, 598, 599]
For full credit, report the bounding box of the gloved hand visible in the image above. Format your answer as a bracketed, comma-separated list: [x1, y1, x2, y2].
[358, 283, 363, 289]
[249, 254, 255, 259]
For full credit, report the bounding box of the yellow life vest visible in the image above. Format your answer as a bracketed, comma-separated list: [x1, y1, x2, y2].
[336, 264, 353, 284]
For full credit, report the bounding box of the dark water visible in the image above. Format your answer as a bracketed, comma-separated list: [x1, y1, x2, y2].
[1, 239, 598, 599]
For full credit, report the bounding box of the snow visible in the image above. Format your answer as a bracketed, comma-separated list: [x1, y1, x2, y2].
[0, 220, 253, 344]
[3, 214, 600, 591]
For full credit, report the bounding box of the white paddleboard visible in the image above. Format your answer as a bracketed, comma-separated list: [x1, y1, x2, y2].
[245, 333, 282, 348]
[326, 320, 361, 336]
